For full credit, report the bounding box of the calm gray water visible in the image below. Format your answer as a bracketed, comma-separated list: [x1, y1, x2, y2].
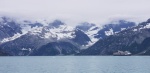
[0, 56, 150, 73]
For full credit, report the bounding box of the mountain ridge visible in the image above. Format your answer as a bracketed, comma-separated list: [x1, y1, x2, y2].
[0, 16, 146, 56]
[78, 18, 150, 55]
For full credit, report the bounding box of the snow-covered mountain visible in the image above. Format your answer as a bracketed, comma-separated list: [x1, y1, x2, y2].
[78, 18, 150, 55]
[0, 17, 22, 42]
[76, 20, 136, 45]
[95, 20, 136, 39]
[0, 17, 91, 55]
[0, 16, 139, 56]
[76, 22, 100, 45]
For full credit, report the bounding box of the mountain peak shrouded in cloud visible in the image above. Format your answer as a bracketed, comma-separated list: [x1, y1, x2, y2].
[76, 22, 96, 32]
[146, 18, 150, 23]
[0, 16, 14, 24]
[48, 20, 65, 28]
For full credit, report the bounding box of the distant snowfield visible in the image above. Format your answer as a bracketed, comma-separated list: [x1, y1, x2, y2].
[0, 16, 141, 49]
[0, 17, 97, 47]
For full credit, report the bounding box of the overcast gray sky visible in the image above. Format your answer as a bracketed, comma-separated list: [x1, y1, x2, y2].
[0, 0, 150, 26]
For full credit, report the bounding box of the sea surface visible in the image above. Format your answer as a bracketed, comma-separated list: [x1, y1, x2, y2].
[0, 56, 150, 73]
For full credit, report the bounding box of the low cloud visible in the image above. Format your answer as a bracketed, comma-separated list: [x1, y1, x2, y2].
[0, 0, 150, 26]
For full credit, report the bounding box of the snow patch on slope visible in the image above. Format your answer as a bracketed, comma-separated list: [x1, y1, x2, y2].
[143, 23, 150, 29]
[1, 33, 24, 43]
[28, 24, 76, 40]
[86, 27, 99, 41]
[138, 23, 150, 30]
[133, 29, 138, 31]
[121, 28, 126, 31]
[44, 25, 75, 40]
[105, 28, 114, 36]
[82, 26, 100, 47]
